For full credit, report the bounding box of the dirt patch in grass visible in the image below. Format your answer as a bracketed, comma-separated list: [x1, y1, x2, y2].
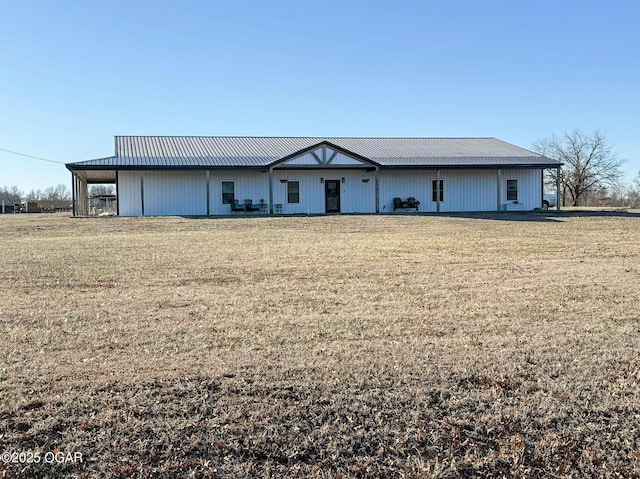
[1, 213, 639, 478]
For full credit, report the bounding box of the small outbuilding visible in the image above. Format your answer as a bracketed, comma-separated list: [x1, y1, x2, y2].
[66, 136, 562, 216]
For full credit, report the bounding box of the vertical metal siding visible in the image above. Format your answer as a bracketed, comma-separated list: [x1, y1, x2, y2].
[378, 171, 431, 212]
[379, 169, 543, 213]
[441, 170, 497, 212]
[286, 153, 319, 166]
[143, 171, 207, 216]
[273, 169, 375, 214]
[501, 169, 541, 210]
[209, 171, 270, 215]
[340, 170, 376, 213]
[330, 152, 365, 165]
[118, 171, 142, 216]
[116, 167, 544, 216]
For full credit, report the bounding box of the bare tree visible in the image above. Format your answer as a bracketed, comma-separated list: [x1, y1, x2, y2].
[26, 189, 39, 200]
[533, 130, 624, 206]
[0, 186, 23, 203]
[42, 184, 71, 200]
[54, 184, 71, 200]
[626, 172, 640, 208]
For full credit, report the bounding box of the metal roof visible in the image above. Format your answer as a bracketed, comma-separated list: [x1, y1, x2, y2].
[66, 136, 561, 171]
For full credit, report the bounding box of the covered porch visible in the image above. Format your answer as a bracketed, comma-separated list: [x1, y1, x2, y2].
[70, 169, 117, 216]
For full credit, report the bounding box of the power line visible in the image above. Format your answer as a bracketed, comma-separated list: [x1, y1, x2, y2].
[0, 147, 65, 164]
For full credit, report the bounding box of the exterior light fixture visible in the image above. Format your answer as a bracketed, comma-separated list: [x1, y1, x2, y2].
[362, 178, 370, 183]
[320, 177, 324, 183]
[279, 179, 287, 183]
[341, 177, 345, 183]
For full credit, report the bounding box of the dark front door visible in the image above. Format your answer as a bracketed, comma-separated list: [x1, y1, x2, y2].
[325, 180, 340, 213]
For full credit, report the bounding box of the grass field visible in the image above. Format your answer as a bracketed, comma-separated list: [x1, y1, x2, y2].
[1, 212, 639, 478]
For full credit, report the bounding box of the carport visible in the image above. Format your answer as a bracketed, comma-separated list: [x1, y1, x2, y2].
[69, 167, 116, 216]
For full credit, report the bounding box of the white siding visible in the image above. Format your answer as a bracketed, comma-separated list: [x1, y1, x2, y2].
[118, 171, 142, 216]
[273, 169, 375, 213]
[143, 171, 207, 216]
[501, 169, 541, 210]
[379, 169, 544, 213]
[286, 152, 319, 166]
[440, 170, 497, 212]
[378, 171, 431, 212]
[209, 171, 269, 215]
[330, 152, 364, 165]
[117, 167, 544, 216]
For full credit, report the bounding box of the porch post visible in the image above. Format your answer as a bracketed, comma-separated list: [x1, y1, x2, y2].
[206, 170, 210, 216]
[140, 172, 145, 216]
[436, 169, 441, 213]
[115, 170, 120, 216]
[497, 169, 502, 212]
[78, 178, 88, 216]
[374, 168, 380, 213]
[268, 167, 274, 214]
[71, 172, 76, 217]
[556, 166, 561, 211]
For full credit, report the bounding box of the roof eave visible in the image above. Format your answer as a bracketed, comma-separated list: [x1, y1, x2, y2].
[378, 163, 563, 170]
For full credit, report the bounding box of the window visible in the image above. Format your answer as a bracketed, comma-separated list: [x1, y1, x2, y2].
[287, 180, 300, 204]
[221, 181, 235, 204]
[431, 179, 444, 202]
[506, 179, 518, 201]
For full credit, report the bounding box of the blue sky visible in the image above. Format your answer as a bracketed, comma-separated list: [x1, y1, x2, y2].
[1, 0, 638, 193]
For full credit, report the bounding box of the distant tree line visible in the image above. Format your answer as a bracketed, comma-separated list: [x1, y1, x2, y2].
[1, 184, 117, 204]
[1, 184, 72, 203]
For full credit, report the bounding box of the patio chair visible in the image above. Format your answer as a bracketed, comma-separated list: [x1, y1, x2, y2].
[230, 199, 245, 212]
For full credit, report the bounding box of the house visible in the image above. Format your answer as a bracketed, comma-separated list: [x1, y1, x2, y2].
[65, 136, 562, 216]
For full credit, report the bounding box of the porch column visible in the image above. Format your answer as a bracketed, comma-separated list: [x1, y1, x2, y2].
[78, 178, 88, 216]
[71, 172, 76, 217]
[115, 170, 120, 216]
[206, 170, 210, 216]
[140, 173, 145, 216]
[436, 169, 441, 213]
[268, 167, 274, 214]
[556, 166, 561, 211]
[497, 169, 502, 212]
[374, 168, 380, 213]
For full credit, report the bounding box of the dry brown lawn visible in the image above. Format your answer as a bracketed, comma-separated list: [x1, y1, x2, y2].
[1, 212, 639, 478]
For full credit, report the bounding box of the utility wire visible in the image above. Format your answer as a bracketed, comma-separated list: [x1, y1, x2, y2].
[0, 147, 65, 164]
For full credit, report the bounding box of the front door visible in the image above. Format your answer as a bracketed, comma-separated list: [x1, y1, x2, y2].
[325, 180, 341, 213]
